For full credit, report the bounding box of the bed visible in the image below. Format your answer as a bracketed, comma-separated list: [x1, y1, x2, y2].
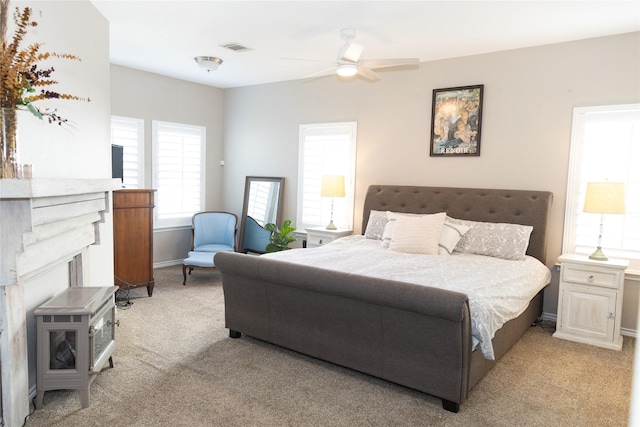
[214, 185, 553, 412]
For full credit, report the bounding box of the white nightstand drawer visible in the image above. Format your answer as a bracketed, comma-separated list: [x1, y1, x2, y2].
[305, 227, 352, 248]
[562, 265, 623, 289]
[307, 234, 330, 247]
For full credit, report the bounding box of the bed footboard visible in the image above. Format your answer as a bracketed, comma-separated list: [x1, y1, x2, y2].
[215, 251, 473, 409]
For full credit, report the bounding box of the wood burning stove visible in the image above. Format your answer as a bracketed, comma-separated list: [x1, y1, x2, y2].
[34, 286, 119, 409]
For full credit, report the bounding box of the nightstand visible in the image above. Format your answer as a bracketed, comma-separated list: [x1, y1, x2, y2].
[305, 227, 352, 248]
[553, 254, 628, 350]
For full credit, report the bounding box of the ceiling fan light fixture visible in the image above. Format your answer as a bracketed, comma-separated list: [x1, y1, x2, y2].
[336, 63, 358, 77]
[194, 56, 223, 72]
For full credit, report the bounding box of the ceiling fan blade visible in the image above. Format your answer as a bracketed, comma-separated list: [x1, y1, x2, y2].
[303, 66, 338, 79]
[356, 66, 380, 81]
[340, 43, 363, 63]
[359, 58, 419, 70]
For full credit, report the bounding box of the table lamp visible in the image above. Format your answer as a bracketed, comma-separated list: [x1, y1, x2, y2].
[321, 175, 345, 230]
[583, 181, 625, 261]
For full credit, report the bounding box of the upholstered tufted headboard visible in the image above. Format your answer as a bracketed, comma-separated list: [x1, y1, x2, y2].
[362, 185, 553, 263]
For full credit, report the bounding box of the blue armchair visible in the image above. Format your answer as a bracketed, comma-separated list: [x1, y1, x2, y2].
[182, 211, 237, 285]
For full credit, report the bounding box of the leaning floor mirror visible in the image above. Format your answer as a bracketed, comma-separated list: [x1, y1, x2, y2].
[238, 176, 284, 254]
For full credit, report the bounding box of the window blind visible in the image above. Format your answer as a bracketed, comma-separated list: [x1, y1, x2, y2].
[297, 122, 357, 230]
[152, 121, 206, 228]
[111, 116, 143, 189]
[564, 104, 640, 272]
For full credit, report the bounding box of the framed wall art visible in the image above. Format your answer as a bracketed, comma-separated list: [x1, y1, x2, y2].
[430, 84, 484, 157]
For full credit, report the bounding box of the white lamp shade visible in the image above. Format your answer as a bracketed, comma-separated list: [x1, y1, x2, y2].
[321, 175, 345, 197]
[583, 182, 626, 214]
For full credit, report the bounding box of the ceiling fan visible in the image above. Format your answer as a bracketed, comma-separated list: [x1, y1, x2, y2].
[305, 28, 419, 81]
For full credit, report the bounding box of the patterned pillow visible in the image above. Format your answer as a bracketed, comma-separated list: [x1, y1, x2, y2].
[388, 213, 446, 255]
[381, 211, 412, 248]
[364, 210, 388, 240]
[447, 217, 533, 260]
[439, 220, 470, 255]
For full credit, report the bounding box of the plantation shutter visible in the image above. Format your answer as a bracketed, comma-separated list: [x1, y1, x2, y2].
[563, 104, 640, 272]
[111, 116, 143, 189]
[297, 122, 357, 230]
[152, 121, 206, 228]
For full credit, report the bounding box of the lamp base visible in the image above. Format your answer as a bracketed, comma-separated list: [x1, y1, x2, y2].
[589, 247, 608, 261]
[325, 220, 337, 230]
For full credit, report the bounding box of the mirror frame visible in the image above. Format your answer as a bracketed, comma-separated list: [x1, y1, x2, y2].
[238, 176, 285, 253]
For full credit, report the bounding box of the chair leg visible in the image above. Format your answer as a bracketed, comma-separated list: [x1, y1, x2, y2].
[182, 264, 188, 285]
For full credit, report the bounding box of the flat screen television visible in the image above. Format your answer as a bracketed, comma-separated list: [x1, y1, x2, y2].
[111, 144, 123, 183]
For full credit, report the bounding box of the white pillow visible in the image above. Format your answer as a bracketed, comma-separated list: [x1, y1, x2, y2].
[447, 217, 533, 260]
[388, 213, 446, 255]
[381, 212, 469, 255]
[364, 210, 388, 240]
[439, 220, 470, 255]
[381, 211, 410, 248]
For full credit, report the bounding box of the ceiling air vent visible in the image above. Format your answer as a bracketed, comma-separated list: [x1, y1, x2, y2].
[219, 43, 252, 53]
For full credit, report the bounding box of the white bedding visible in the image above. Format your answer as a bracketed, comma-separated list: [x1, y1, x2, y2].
[263, 235, 551, 360]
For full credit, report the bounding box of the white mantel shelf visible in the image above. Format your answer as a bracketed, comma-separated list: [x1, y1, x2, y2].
[0, 178, 121, 199]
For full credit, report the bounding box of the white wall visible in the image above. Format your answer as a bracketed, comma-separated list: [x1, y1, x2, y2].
[14, 1, 113, 287]
[222, 32, 640, 329]
[2, 0, 111, 419]
[110, 65, 225, 264]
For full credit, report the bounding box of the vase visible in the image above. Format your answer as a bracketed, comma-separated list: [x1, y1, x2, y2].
[1, 108, 21, 179]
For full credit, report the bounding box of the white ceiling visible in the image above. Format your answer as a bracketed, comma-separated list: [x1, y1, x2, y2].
[90, 1, 640, 89]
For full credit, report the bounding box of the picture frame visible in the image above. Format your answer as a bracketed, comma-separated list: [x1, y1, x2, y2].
[430, 84, 484, 157]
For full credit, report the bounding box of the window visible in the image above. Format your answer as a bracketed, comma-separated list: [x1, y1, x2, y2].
[111, 116, 144, 189]
[152, 121, 206, 228]
[563, 104, 640, 272]
[297, 122, 357, 231]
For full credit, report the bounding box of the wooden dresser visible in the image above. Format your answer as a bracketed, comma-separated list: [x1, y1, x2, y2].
[113, 189, 156, 296]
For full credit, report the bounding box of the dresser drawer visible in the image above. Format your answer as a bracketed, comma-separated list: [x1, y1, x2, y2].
[562, 264, 623, 289]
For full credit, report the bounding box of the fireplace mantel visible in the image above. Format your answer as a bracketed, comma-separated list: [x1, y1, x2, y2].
[0, 178, 121, 426]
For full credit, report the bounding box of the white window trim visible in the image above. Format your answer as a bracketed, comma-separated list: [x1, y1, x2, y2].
[563, 103, 640, 273]
[152, 120, 206, 229]
[111, 115, 144, 189]
[297, 122, 357, 231]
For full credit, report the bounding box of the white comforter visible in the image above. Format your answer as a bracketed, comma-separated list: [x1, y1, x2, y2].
[263, 235, 551, 360]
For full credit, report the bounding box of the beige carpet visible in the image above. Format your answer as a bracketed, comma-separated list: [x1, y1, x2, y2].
[25, 265, 634, 426]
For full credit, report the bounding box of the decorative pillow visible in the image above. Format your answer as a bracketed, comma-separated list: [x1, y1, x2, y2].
[381, 211, 414, 248]
[447, 217, 533, 260]
[388, 213, 446, 255]
[364, 210, 388, 240]
[439, 220, 470, 255]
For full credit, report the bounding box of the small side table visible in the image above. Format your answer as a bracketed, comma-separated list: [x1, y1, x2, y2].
[306, 227, 352, 248]
[553, 254, 628, 350]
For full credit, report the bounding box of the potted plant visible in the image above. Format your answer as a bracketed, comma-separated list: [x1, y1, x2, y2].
[264, 219, 296, 252]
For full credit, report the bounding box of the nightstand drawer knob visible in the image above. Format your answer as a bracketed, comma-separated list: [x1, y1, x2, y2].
[318, 239, 323, 245]
[609, 312, 615, 320]
[587, 275, 594, 283]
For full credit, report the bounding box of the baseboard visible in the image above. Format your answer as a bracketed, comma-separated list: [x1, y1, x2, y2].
[542, 312, 637, 338]
[541, 312, 557, 322]
[153, 260, 183, 269]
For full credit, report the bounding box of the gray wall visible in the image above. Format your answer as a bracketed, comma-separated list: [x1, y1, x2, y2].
[110, 65, 225, 265]
[111, 32, 639, 332]
[222, 32, 640, 330]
